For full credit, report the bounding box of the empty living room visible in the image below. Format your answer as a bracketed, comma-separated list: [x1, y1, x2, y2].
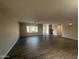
[0, 0, 78, 59]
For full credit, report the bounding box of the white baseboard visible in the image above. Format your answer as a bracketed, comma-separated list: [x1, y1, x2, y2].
[2, 39, 19, 59]
[62, 36, 78, 40]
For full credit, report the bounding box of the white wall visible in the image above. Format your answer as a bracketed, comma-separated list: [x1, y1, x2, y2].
[62, 19, 78, 40]
[43, 24, 49, 35]
[0, 14, 19, 59]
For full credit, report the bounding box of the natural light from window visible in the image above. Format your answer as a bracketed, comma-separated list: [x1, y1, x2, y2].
[26, 26, 38, 33]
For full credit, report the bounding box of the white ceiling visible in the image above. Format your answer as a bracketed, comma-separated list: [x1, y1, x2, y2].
[0, 0, 78, 23]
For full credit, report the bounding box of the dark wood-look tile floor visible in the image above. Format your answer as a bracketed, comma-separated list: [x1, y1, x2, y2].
[5, 35, 78, 59]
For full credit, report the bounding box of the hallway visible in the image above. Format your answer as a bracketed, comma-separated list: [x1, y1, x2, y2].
[5, 35, 78, 59]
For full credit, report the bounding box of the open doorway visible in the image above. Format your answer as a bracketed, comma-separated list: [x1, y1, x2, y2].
[43, 24, 62, 36]
[56, 24, 62, 36]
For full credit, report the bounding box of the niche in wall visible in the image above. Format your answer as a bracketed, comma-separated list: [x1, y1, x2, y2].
[68, 19, 72, 27]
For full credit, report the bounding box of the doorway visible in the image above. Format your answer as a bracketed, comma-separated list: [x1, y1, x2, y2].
[56, 24, 62, 36]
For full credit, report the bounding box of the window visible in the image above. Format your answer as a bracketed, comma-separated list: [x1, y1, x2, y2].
[26, 26, 38, 33]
